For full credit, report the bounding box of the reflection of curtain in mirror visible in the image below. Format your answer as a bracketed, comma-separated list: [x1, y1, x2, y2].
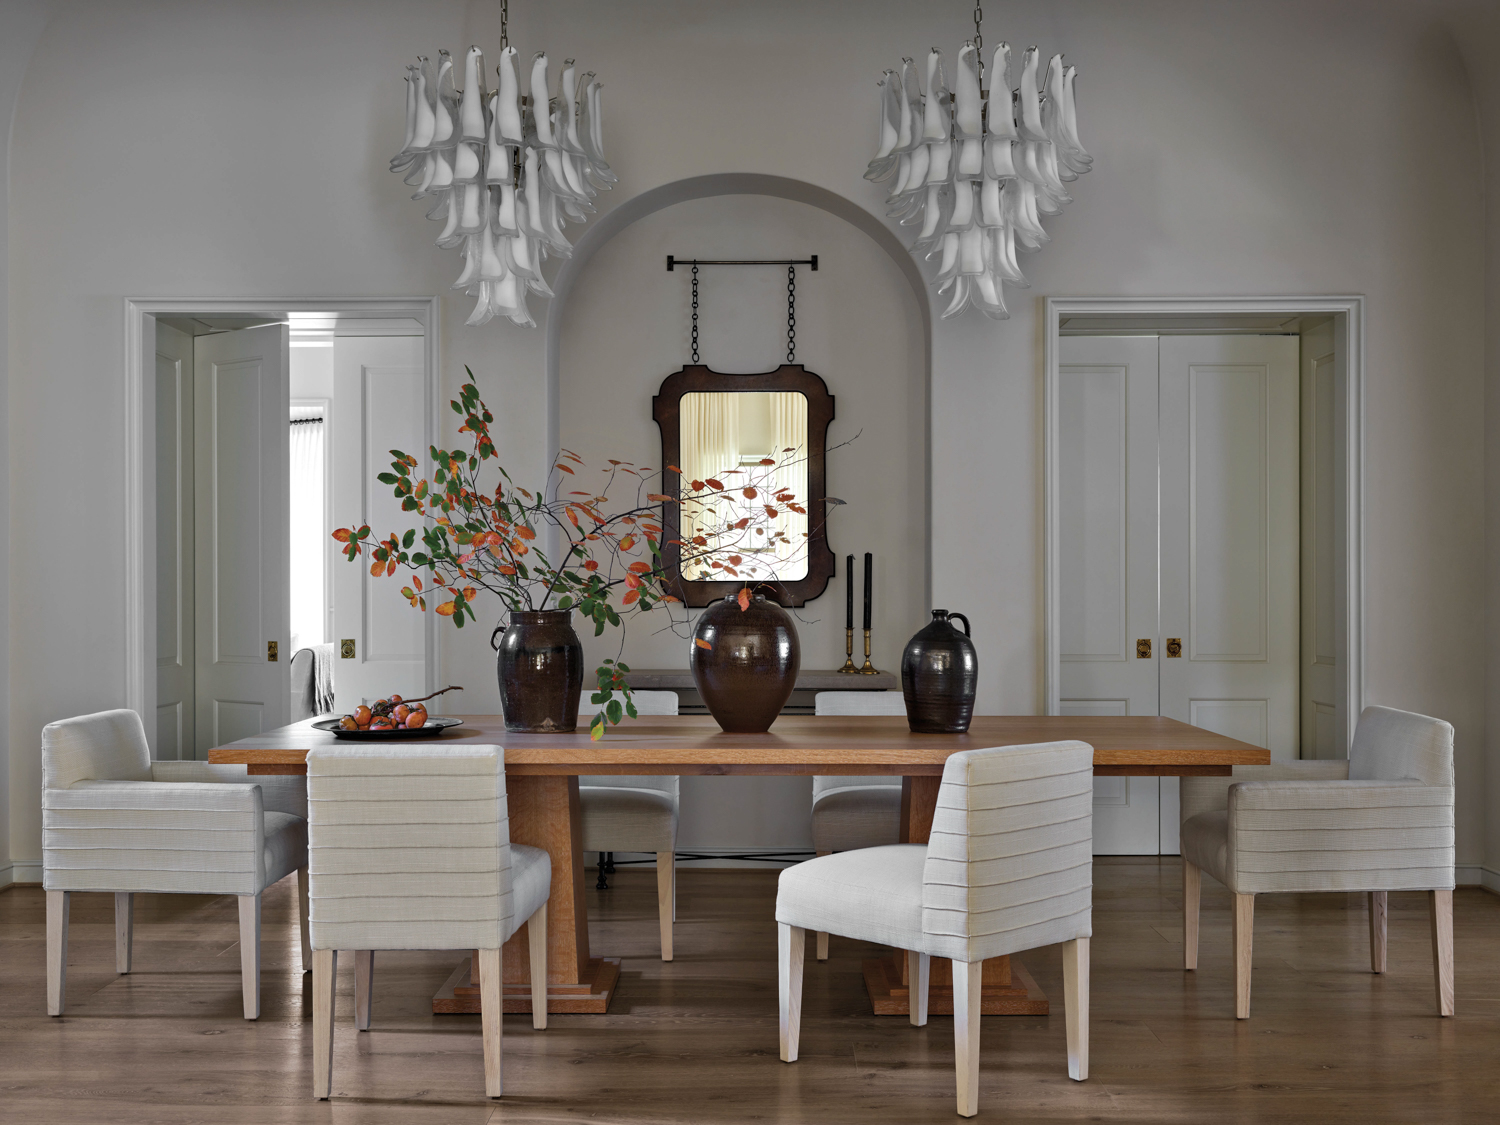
[680, 392, 740, 568]
[289, 411, 326, 654]
[769, 392, 809, 576]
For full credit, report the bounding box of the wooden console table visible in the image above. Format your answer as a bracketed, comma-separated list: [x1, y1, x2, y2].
[209, 714, 1267, 1017]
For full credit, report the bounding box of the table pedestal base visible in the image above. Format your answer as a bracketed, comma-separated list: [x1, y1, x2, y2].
[862, 953, 1048, 1016]
[433, 956, 621, 1015]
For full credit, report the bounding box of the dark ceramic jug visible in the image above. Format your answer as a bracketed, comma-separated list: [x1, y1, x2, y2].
[492, 609, 584, 733]
[690, 593, 801, 733]
[901, 609, 977, 733]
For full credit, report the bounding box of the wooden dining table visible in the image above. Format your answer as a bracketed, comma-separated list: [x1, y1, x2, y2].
[209, 713, 1268, 1018]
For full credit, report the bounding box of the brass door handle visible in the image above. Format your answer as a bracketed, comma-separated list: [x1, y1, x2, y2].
[267, 641, 278, 662]
[1166, 638, 1183, 658]
[341, 639, 356, 659]
[1136, 638, 1152, 659]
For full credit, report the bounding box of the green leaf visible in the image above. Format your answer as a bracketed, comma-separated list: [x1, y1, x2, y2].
[402, 498, 419, 511]
[617, 662, 631, 673]
[606, 699, 623, 724]
[451, 400, 463, 414]
[403, 529, 416, 548]
[626, 701, 638, 720]
[377, 472, 399, 485]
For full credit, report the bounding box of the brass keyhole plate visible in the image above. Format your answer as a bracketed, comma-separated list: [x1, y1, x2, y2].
[1136, 638, 1152, 659]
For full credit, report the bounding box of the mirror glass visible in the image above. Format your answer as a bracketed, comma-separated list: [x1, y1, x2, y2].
[679, 390, 809, 581]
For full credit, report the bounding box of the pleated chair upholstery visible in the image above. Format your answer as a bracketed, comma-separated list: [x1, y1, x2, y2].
[1180, 705, 1456, 1018]
[305, 744, 550, 1099]
[577, 689, 680, 959]
[777, 741, 1094, 1116]
[808, 691, 907, 960]
[41, 709, 309, 1020]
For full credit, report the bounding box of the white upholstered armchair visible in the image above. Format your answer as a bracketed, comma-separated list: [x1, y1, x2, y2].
[578, 689, 680, 960]
[810, 690, 906, 961]
[1181, 705, 1456, 1019]
[42, 709, 309, 1020]
[306, 744, 550, 1100]
[777, 741, 1094, 1117]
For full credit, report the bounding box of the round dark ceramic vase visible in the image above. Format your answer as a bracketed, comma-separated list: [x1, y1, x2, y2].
[690, 593, 801, 733]
[901, 609, 978, 733]
[494, 609, 584, 733]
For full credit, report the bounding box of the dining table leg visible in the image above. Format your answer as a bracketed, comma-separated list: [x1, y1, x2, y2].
[433, 774, 621, 1015]
[859, 775, 1049, 1017]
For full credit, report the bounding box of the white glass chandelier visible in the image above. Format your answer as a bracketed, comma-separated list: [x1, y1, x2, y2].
[865, 5, 1092, 320]
[389, 0, 615, 327]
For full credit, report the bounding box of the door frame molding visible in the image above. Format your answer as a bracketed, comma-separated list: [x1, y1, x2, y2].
[1042, 295, 1365, 752]
[123, 296, 441, 753]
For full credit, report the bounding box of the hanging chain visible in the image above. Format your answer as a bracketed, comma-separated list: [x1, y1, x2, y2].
[973, 2, 984, 85]
[500, 0, 509, 49]
[691, 263, 700, 364]
[786, 265, 797, 365]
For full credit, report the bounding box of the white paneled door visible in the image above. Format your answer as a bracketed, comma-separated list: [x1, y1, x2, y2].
[330, 335, 428, 713]
[1060, 334, 1300, 854]
[193, 324, 291, 751]
[1058, 336, 1164, 854]
[155, 321, 195, 759]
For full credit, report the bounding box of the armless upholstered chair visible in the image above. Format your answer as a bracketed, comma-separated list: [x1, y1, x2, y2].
[809, 690, 907, 960]
[306, 744, 550, 1100]
[42, 709, 309, 1020]
[1181, 705, 1456, 1019]
[777, 741, 1093, 1117]
[578, 689, 680, 960]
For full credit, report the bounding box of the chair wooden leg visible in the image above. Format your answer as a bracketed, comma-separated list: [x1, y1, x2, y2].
[46, 890, 70, 1017]
[311, 949, 336, 1099]
[1183, 860, 1200, 971]
[953, 959, 982, 1118]
[354, 950, 374, 1031]
[1063, 937, 1090, 1081]
[1369, 891, 1388, 974]
[238, 893, 261, 1020]
[656, 851, 674, 962]
[479, 947, 504, 1097]
[528, 904, 549, 1031]
[115, 892, 134, 974]
[778, 922, 805, 1062]
[1430, 889, 1454, 1017]
[297, 866, 312, 973]
[907, 949, 930, 1027]
[1233, 892, 1254, 1020]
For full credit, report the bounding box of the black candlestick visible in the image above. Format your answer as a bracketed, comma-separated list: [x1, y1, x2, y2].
[839, 554, 858, 673]
[863, 552, 873, 631]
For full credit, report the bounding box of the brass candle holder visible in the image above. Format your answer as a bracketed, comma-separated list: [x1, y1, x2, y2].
[838, 627, 860, 673]
[859, 627, 880, 674]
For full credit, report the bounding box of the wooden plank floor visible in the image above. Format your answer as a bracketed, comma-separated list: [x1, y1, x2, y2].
[2, 858, 1497, 1123]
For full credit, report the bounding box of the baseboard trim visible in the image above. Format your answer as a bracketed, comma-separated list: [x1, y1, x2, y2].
[0, 861, 42, 890]
[1456, 864, 1500, 893]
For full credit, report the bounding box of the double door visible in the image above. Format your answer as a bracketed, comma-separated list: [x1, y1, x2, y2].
[1058, 335, 1300, 853]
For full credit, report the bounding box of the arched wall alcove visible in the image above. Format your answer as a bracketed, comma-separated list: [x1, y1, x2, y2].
[546, 175, 931, 858]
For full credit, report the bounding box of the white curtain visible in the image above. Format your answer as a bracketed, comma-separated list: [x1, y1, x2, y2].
[680, 392, 740, 573]
[289, 410, 326, 655]
[768, 392, 809, 578]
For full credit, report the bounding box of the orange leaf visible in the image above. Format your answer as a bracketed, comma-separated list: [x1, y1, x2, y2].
[690, 479, 705, 491]
[733, 518, 751, 530]
[647, 493, 675, 503]
[583, 560, 599, 571]
[759, 458, 777, 466]
[386, 559, 398, 576]
[497, 565, 517, 575]
[764, 505, 779, 518]
[436, 601, 458, 617]
[463, 586, 477, 600]
[626, 573, 641, 589]
[692, 535, 708, 547]
[695, 637, 713, 650]
[742, 487, 757, 499]
[556, 463, 575, 474]
[622, 589, 640, 605]
[369, 559, 385, 577]
[516, 526, 536, 540]
[414, 575, 423, 591]
[628, 561, 651, 573]
[332, 528, 353, 543]
[737, 588, 751, 612]
[619, 535, 635, 551]
[705, 478, 724, 491]
[728, 555, 743, 566]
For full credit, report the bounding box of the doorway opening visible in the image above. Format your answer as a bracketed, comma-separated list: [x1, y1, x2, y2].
[126, 299, 439, 760]
[1044, 297, 1364, 856]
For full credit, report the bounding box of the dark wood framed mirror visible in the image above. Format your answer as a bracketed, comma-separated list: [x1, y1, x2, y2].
[653, 364, 837, 608]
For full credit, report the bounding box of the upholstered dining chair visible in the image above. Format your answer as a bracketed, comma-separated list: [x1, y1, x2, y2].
[306, 743, 550, 1100]
[577, 688, 680, 960]
[42, 708, 309, 1020]
[777, 741, 1094, 1117]
[1181, 705, 1456, 1019]
[809, 690, 907, 960]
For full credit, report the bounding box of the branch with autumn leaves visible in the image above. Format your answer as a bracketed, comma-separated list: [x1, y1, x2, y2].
[332, 372, 821, 738]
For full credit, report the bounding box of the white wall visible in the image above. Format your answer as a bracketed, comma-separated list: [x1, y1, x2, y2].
[557, 192, 926, 852]
[3, 0, 1495, 877]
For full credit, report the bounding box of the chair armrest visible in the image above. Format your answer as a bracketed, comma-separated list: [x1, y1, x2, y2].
[152, 760, 307, 819]
[1225, 780, 1454, 894]
[1181, 760, 1348, 823]
[43, 780, 268, 894]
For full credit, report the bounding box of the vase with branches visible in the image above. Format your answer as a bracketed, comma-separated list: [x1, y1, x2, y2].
[333, 372, 826, 738]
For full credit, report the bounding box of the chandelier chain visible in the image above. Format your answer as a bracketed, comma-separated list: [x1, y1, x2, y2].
[973, 3, 982, 52]
[786, 265, 797, 365]
[500, 0, 509, 49]
[691, 264, 700, 364]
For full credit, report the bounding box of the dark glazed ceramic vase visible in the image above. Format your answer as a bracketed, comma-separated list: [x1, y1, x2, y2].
[690, 593, 801, 733]
[493, 609, 584, 733]
[901, 609, 978, 733]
